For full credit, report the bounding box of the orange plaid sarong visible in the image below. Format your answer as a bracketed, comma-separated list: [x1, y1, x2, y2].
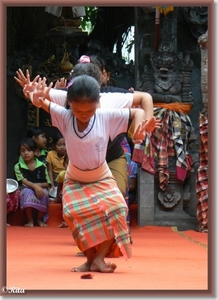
[62, 177, 132, 259]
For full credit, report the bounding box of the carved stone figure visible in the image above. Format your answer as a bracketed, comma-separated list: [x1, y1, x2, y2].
[141, 41, 193, 104]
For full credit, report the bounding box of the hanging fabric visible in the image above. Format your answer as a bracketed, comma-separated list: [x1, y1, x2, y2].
[156, 6, 174, 16]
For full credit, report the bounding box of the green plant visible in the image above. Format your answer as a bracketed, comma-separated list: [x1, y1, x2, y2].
[80, 7, 98, 34]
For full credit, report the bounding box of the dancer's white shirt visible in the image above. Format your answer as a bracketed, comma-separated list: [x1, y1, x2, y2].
[50, 103, 130, 170]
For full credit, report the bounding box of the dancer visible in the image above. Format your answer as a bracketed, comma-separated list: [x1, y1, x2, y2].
[23, 74, 155, 273]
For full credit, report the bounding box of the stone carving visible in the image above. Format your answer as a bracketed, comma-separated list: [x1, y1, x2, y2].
[158, 186, 181, 208]
[182, 7, 208, 38]
[141, 41, 193, 104]
[27, 103, 38, 128]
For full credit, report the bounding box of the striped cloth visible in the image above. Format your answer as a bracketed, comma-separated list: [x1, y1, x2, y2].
[196, 113, 208, 232]
[133, 106, 193, 191]
[62, 177, 132, 259]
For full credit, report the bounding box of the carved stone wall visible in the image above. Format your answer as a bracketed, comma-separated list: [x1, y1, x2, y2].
[134, 7, 207, 230]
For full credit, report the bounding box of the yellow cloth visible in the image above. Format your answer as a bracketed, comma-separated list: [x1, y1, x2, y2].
[156, 6, 174, 15]
[107, 153, 128, 198]
[56, 170, 66, 183]
[128, 119, 135, 139]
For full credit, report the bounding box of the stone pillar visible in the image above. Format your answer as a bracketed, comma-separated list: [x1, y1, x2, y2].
[137, 168, 154, 226]
[198, 31, 208, 113]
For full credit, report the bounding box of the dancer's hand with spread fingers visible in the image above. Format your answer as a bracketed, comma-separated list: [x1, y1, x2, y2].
[54, 77, 67, 89]
[15, 68, 52, 101]
[25, 72, 41, 96]
[14, 68, 40, 90]
[24, 77, 53, 108]
[132, 116, 162, 144]
[132, 120, 147, 144]
[144, 116, 157, 132]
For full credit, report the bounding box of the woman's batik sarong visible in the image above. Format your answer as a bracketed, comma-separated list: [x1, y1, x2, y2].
[19, 188, 49, 222]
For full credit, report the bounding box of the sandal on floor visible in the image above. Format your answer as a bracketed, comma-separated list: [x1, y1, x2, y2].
[76, 247, 85, 256]
[58, 222, 68, 228]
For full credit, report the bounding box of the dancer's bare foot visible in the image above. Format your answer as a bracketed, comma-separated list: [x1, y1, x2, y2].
[37, 220, 48, 227]
[90, 259, 117, 273]
[71, 261, 91, 272]
[7, 223, 10, 227]
[24, 221, 34, 227]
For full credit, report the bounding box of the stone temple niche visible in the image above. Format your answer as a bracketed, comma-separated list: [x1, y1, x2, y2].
[134, 7, 200, 230]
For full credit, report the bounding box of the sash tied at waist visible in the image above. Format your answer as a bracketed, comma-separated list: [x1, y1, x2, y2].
[65, 161, 113, 183]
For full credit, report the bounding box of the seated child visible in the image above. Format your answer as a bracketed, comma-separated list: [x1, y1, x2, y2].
[26, 126, 48, 164]
[46, 131, 67, 188]
[14, 138, 51, 227]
